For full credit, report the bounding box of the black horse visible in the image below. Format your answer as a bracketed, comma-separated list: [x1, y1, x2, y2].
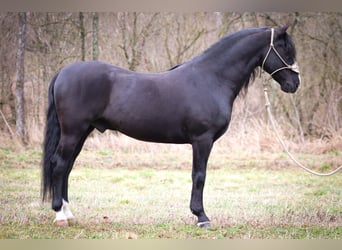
[42, 26, 300, 227]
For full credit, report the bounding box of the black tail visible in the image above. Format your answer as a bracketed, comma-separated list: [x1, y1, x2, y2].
[41, 72, 60, 202]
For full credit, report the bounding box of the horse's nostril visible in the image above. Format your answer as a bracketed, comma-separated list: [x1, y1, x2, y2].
[281, 81, 299, 93]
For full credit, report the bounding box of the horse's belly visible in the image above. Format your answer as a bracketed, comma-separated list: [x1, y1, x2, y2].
[116, 120, 189, 144]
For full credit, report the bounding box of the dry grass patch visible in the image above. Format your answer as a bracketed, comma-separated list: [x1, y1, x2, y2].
[0, 146, 341, 238]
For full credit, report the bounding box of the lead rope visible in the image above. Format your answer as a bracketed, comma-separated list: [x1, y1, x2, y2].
[263, 83, 342, 176]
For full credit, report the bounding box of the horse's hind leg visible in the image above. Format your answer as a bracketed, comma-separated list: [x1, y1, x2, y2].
[52, 127, 93, 226]
[51, 138, 74, 226]
[60, 126, 94, 224]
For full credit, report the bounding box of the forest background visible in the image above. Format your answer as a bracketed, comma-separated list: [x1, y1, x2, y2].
[0, 12, 341, 154]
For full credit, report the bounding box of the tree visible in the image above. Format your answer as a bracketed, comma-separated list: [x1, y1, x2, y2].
[15, 12, 27, 144]
[118, 12, 159, 71]
[92, 12, 99, 60]
[79, 12, 86, 61]
[0, 13, 17, 129]
[163, 13, 212, 68]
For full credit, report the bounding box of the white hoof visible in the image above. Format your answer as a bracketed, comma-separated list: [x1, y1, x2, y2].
[55, 219, 68, 227]
[197, 221, 211, 228]
[53, 200, 76, 226]
[62, 200, 75, 219]
[54, 209, 68, 226]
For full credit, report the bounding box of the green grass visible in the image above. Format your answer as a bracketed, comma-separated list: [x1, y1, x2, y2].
[0, 147, 341, 239]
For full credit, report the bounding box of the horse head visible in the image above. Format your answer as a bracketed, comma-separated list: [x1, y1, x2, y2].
[261, 26, 301, 93]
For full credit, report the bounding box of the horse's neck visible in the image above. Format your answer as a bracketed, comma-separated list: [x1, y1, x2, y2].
[197, 32, 267, 92]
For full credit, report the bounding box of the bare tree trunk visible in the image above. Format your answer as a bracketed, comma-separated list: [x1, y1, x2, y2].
[164, 14, 208, 67]
[15, 12, 27, 144]
[118, 12, 158, 71]
[92, 12, 99, 61]
[79, 12, 86, 61]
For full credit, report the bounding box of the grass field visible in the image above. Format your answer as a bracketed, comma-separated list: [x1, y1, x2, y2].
[0, 140, 341, 239]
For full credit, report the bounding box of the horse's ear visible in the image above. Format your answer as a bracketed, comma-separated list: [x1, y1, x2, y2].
[275, 25, 289, 39]
[279, 24, 289, 34]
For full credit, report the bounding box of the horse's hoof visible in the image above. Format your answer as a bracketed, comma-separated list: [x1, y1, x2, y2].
[55, 219, 68, 227]
[197, 221, 211, 228]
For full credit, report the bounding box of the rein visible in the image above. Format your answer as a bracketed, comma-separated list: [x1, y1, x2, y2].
[263, 84, 342, 176]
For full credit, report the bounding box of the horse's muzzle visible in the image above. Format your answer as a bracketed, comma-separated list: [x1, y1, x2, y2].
[281, 79, 300, 93]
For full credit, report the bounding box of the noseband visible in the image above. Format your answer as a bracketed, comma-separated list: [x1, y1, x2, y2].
[261, 28, 300, 76]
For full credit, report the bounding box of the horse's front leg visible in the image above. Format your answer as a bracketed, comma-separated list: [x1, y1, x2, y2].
[190, 137, 213, 228]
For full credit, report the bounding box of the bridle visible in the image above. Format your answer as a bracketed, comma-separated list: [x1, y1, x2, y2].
[261, 28, 300, 76]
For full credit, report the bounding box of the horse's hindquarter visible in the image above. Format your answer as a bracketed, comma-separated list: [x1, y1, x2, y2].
[54, 62, 116, 132]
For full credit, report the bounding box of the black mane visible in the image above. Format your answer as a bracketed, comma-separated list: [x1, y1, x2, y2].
[170, 28, 270, 91]
[202, 27, 268, 92]
[168, 28, 269, 73]
[202, 27, 268, 56]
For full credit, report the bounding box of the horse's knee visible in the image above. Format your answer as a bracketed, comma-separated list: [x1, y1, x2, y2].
[193, 172, 206, 189]
[196, 173, 205, 184]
